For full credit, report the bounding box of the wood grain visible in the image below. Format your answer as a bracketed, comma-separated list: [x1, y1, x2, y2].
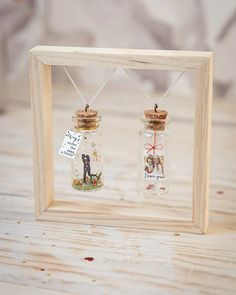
[0, 86, 235, 294]
[30, 53, 54, 217]
[30, 46, 212, 70]
[193, 53, 213, 233]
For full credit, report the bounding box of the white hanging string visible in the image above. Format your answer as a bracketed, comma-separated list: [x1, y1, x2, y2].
[63, 66, 116, 108]
[124, 68, 185, 106]
[63, 66, 87, 105]
[89, 67, 116, 106]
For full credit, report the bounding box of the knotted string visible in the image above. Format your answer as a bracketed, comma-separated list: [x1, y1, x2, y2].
[63, 66, 116, 110]
[144, 129, 163, 155]
[145, 142, 163, 154]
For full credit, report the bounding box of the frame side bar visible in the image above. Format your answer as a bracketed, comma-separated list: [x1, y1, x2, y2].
[30, 53, 54, 218]
[192, 54, 213, 233]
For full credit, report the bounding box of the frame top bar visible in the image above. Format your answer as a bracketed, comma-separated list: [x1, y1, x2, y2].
[30, 46, 213, 70]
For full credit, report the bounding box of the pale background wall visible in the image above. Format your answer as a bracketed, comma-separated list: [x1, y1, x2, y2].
[0, 0, 236, 108]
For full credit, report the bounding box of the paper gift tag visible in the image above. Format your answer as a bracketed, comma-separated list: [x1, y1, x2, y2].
[59, 130, 83, 159]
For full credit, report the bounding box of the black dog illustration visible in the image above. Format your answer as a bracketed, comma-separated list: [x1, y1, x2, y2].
[81, 154, 97, 183]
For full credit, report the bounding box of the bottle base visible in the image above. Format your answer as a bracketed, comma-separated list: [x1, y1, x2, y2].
[138, 183, 169, 196]
[72, 178, 104, 192]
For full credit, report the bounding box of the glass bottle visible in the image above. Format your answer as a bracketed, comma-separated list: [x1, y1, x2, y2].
[71, 109, 104, 191]
[138, 108, 170, 195]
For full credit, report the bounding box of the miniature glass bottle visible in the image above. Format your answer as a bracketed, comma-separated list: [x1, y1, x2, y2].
[71, 109, 104, 191]
[138, 108, 170, 195]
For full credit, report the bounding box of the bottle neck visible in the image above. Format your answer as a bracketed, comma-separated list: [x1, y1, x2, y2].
[142, 118, 166, 131]
[73, 126, 99, 132]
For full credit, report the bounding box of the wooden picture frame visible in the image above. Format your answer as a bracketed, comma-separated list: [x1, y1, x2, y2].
[30, 46, 213, 234]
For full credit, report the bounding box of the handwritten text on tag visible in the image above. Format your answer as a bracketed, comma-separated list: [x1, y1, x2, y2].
[59, 130, 83, 159]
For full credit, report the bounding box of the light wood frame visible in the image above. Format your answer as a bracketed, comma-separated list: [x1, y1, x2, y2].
[30, 46, 213, 234]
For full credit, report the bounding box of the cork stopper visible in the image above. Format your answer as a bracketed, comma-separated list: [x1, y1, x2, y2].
[144, 109, 168, 131]
[73, 109, 99, 130]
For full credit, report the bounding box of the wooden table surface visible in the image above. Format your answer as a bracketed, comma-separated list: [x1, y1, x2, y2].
[0, 83, 236, 294]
